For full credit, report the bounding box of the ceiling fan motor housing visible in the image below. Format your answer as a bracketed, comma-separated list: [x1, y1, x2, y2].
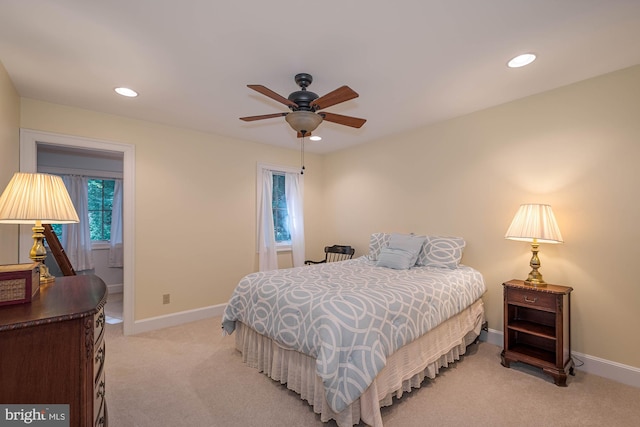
[288, 90, 318, 111]
[288, 73, 318, 111]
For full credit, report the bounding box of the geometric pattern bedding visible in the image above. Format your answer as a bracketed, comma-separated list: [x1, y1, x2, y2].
[222, 257, 486, 413]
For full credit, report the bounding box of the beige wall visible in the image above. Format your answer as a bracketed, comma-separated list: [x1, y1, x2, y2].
[322, 65, 640, 369]
[19, 99, 325, 320]
[0, 61, 20, 264]
[4, 60, 638, 369]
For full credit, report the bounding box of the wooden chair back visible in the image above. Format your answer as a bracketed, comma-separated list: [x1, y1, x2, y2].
[305, 245, 355, 265]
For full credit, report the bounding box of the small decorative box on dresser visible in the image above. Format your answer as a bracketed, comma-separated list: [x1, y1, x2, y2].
[501, 279, 574, 386]
[0, 274, 108, 427]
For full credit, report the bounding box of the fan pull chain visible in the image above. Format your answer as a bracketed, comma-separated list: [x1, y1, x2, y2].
[300, 133, 306, 175]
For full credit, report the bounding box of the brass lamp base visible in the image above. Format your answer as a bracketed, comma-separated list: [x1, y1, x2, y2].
[30, 221, 56, 285]
[524, 241, 546, 287]
[524, 278, 546, 287]
[38, 265, 56, 284]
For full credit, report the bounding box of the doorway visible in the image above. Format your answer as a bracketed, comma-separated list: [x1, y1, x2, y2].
[20, 129, 136, 335]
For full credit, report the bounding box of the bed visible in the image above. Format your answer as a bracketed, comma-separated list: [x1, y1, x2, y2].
[222, 233, 486, 426]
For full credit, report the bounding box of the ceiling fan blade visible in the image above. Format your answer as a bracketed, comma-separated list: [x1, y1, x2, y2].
[320, 112, 366, 128]
[311, 86, 359, 110]
[247, 85, 298, 108]
[240, 112, 287, 122]
[297, 131, 312, 138]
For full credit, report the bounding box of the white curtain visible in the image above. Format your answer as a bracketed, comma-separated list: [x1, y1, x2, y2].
[108, 179, 123, 267]
[285, 172, 305, 267]
[258, 169, 278, 271]
[61, 175, 94, 271]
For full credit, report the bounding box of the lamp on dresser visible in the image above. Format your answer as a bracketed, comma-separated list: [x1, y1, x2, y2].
[0, 172, 79, 284]
[504, 203, 563, 287]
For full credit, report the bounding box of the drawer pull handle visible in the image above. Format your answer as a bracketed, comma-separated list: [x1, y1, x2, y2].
[524, 296, 537, 304]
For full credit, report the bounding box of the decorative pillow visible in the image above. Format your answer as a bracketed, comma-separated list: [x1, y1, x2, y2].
[416, 236, 466, 268]
[376, 247, 415, 270]
[368, 232, 390, 261]
[388, 233, 427, 266]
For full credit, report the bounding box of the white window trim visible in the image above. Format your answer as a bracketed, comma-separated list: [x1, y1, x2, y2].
[256, 162, 303, 253]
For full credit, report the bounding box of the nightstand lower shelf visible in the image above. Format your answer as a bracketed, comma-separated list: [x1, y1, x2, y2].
[501, 347, 575, 386]
[505, 343, 556, 365]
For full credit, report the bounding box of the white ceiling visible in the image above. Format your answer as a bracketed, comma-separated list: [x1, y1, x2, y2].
[1, 0, 640, 154]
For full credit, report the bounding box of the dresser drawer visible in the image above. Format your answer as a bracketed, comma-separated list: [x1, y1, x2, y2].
[94, 338, 106, 384]
[94, 308, 105, 344]
[94, 396, 106, 427]
[94, 369, 106, 425]
[506, 287, 557, 312]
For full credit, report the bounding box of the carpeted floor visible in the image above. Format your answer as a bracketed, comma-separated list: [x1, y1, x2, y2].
[104, 316, 640, 427]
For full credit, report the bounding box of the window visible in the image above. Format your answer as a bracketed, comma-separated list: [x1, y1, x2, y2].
[88, 179, 115, 241]
[272, 173, 290, 243]
[51, 178, 116, 242]
[256, 163, 304, 251]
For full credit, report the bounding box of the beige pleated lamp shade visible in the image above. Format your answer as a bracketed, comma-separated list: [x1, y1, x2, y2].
[0, 172, 79, 224]
[504, 204, 563, 244]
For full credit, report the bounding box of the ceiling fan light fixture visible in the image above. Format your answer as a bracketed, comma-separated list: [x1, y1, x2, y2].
[285, 111, 323, 133]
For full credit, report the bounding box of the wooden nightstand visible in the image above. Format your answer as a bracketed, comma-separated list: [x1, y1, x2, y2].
[501, 279, 574, 386]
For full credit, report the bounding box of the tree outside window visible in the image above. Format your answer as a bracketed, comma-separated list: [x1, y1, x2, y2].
[51, 178, 115, 241]
[272, 173, 291, 243]
[88, 179, 114, 241]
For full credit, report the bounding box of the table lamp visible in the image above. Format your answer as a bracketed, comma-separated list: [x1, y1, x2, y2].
[0, 172, 79, 284]
[504, 204, 563, 287]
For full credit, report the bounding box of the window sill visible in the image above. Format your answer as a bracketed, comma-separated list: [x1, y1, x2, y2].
[91, 241, 110, 250]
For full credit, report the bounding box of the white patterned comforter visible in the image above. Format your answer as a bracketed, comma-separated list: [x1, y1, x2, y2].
[222, 257, 485, 413]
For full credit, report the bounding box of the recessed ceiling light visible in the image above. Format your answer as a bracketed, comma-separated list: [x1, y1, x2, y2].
[309, 135, 322, 141]
[507, 53, 537, 68]
[114, 87, 138, 97]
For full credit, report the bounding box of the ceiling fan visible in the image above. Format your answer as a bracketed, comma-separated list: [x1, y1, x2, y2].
[240, 73, 366, 136]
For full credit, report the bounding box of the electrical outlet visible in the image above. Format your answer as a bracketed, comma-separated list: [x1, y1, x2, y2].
[163, 293, 170, 304]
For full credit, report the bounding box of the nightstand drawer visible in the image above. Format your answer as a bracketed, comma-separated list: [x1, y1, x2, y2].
[506, 287, 557, 312]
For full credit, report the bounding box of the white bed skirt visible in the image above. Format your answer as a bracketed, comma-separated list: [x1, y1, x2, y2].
[235, 298, 485, 427]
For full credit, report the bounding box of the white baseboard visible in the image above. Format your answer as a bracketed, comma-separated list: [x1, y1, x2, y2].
[482, 328, 640, 389]
[131, 303, 226, 335]
[480, 327, 504, 347]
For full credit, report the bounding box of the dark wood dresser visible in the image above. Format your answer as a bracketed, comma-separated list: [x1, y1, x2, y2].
[0, 274, 108, 427]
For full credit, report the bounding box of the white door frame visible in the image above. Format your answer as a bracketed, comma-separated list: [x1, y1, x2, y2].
[20, 129, 136, 335]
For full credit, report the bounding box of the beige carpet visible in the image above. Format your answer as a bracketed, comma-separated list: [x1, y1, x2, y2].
[105, 317, 640, 427]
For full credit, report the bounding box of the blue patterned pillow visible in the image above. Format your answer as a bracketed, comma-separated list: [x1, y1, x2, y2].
[376, 247, 415, 270]
[368, 232, 390, 261]
[388, 233, 426, 266]
[416, 236, 466, 268]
